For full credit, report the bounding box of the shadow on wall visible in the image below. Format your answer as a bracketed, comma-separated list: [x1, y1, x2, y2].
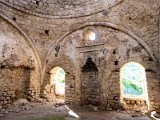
[15, 66, 32, 100]
[81, 57, 101, 106]
[0, 64, 33, 107]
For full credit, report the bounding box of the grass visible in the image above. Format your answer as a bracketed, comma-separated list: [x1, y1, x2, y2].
[29, 114, 67, 120]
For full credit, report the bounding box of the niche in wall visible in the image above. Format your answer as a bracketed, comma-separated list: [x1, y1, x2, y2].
[81, 57, 101, 106]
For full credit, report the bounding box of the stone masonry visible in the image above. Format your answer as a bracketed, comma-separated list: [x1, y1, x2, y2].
[0, 0, 160, 111]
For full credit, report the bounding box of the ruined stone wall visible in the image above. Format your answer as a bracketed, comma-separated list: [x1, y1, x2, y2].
[0, 67, 30, 108]
[0, 0, 159, 61]
[54, 26, 160, 110]
[0, 0, 159, 110]
[41, 55, 76, 104]
[0, 17, 40, 108]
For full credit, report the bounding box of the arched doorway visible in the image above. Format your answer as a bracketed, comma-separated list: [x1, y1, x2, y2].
[50, 67, 65, 102]
[120, 62, 149, 110]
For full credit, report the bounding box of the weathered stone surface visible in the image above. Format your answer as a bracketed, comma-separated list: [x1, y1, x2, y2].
[13, 98, 29, 107]
[0, 0, 122, 18]
[0, 0, 159, 112]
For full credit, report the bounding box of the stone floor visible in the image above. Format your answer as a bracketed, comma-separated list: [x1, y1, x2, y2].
[0, 100, 154, 120]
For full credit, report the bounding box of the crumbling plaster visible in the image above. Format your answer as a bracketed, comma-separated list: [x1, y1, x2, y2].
[0, 0, 159, 110]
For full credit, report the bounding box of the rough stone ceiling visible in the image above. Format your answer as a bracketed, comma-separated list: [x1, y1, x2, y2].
[0, 0, 123, 18]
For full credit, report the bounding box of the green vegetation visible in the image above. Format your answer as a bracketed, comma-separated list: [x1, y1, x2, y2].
[122, 78, 143, 96]
[121, 62, 145, 97]
[57, 69, 65, 83]
[30, 115, 66, 120]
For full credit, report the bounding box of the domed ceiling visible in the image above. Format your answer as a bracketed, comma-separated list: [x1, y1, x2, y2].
[0, 0, 122, 18]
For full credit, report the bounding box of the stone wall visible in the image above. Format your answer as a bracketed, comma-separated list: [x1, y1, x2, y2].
[53, 26, 160, 110]
[0, 0, 159, 111]
[41, 55, 77, 104]
[0, 67, 36, 108]
[0, 16, 40, 108]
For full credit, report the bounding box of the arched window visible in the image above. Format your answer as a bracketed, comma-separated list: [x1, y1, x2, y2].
[50, 67, 65, 95]
[120, 62, 147, 99]
[84, 30, 96, 41]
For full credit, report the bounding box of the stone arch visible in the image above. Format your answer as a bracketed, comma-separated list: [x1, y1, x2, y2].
[50, 66, 65, 96]
[120, 61, 149, 110]
[41, 22, 160, 109]
[0, 13, 42, 83]
[41, 55, 76, 104]
[42, 22, 159, 103]
[118, 56, 160, 110]
[44, 22, 157, 71]
[41, 22, 160, 108]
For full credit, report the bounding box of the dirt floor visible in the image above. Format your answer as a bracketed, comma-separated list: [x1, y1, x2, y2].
[0, 100, 154, 120]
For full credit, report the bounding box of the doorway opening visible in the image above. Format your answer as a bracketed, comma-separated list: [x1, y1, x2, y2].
[120, 62, 149, 110]
[50, 67, 65, 102]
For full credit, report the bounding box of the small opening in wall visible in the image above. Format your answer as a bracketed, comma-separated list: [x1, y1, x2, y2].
[129, 17, 132, 20]
[84, 30, 96, 41]
[36, 1, 39, 5]
[145, 69, 154, 72]
[114, 60, 118, 65]
[12, 17, 16, 21]
[113, 49, 116, 54]
[0, 65, 5, 69]
[45, 30, 49, 36]
[55, 46, 60, 57]
[113, 69, 119, 72]
[148, 57, 153, 61]
[88, 31, 96, 41]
